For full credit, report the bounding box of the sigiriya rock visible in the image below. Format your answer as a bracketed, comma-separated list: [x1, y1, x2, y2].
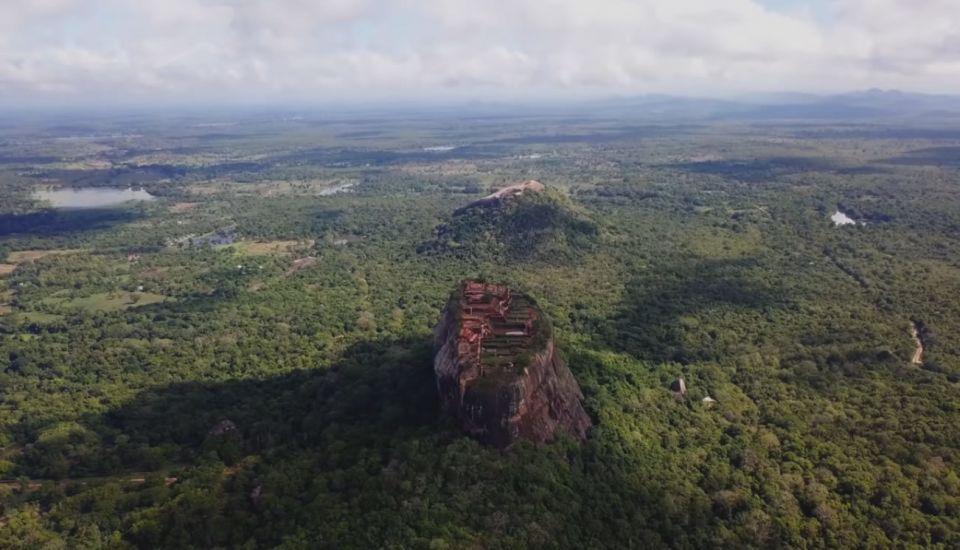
[433, 280, 591, 448]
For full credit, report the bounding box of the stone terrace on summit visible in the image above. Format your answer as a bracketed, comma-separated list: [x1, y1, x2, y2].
[457, 281, 538, 378]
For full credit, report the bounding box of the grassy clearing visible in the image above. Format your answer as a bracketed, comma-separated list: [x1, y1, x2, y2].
[139, 267, 169, 280]
[0, 265, 16, 277]
[170, 202, 199, 212]
[226, 240, 315, 256]
[687, 225, 763, 259]
[0, 290, 14, 315]
[14, 311, 64, 324]
[48, 292, 168, 313]
[287, 256, 318, 274]
[7, 249, 86, 263]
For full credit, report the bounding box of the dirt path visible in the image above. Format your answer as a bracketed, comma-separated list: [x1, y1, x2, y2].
[911, 322, 924, 366]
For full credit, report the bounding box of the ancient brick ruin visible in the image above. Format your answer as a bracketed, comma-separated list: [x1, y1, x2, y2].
[457, 281, 538, 376]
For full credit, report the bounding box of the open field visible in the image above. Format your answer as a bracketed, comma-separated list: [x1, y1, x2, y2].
[62, 292, 167, 313]
[13, 311, 64, 324]
[6, 249, 86, 263]
[224, 239, 315, 256]
[0, 290, 13, 315]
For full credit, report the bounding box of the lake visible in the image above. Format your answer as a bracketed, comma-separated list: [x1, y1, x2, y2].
[35, 187, 155, 208]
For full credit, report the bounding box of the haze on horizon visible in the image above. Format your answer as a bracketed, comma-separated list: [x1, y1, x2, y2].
[2, 0, 958, 107]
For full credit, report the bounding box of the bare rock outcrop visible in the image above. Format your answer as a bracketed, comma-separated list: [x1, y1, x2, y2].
[453, 180, 545, 215]
[433, 281, 591, 448]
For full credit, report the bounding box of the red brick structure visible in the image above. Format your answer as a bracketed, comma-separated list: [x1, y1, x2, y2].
[456, 281, 537, 374]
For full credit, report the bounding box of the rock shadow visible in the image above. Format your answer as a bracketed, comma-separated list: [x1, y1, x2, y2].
[5, 334, 728, 548]
[597, 257, 785, 363]
[12, 336, 439, 480]
[665, 157, 839, 183]
[0, 208, 142, 238]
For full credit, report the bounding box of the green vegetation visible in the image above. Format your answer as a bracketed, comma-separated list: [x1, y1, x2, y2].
[43, 291, 168, 313]
[0, 110, 958, 548]
[420, 189, 600, 262]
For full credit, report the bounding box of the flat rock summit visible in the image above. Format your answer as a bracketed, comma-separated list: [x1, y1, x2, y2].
[452, 179, 545, 215]
[433, 280, 591, 448]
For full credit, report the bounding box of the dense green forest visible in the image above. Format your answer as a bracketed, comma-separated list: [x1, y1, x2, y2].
[0, 111, 958, 548]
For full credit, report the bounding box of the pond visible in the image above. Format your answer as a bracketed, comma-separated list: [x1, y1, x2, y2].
[34, 187, 155, 208]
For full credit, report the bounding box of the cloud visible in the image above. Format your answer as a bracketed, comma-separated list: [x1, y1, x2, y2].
[0, 0, 957, 104]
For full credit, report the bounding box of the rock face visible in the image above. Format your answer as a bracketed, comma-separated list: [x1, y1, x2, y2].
[670, 377, 687, 396]
[453, 180, 545, 215]
[433, 281, 591, 448]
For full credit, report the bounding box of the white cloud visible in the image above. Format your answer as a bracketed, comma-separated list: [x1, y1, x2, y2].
[0, 0, 79, 28]
[0, 0, 957, 104]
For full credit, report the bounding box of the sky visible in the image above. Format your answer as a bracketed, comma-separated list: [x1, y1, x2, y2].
[1, 0, 958, 106]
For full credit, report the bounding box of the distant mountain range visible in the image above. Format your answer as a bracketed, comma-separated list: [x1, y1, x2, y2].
[584, 89, 960, 122]
[8, 89, 960, 125]
[384, 89, 960, 124]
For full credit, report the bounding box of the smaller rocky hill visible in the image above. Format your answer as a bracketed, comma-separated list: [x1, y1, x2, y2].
[418, 182, 599, 261]
[433, 281, 592, 448]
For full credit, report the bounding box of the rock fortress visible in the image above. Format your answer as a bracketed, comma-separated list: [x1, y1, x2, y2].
[433, 280, 591, 448]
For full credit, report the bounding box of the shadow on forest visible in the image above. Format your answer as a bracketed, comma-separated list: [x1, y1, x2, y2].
[596, 257, 784, 364]
[35, 165, 188, 187]
[10, 339, 721, 547]
[665, 157, 840, 183]
[0, 208, 142, 237]
[13, 336, 441, 479]
[272, 145, 506, 167]
[474, 124, 697, 145]
[879, 146, 960, 167]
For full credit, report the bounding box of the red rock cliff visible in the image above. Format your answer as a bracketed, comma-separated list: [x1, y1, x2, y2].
[433, 281, 591, 448]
